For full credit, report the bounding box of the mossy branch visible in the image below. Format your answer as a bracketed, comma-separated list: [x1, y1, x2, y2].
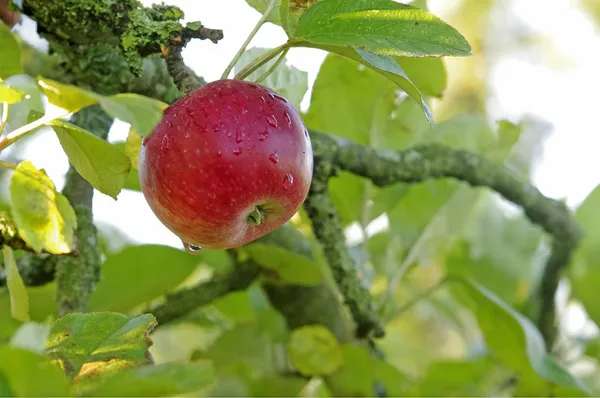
[304, 154, 385, 339]
[309, 131, 581, 346]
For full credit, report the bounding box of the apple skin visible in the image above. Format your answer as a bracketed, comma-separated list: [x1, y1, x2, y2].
[138, 79, 313, 250]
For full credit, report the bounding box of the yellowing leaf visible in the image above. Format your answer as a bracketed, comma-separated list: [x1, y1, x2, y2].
[37, 77, 99, 113]
[0, 82, 27, 104]
[52, 120, 131, 199]
[9, 161, 77, 254]
[3, 246, 30, 322]
[100, 94, 167, 137]
[46, 312, 158, 381]
[125, 128, 142, 170]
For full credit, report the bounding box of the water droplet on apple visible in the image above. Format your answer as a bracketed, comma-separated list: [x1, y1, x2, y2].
[273, 94, 287, 102]
[284, 112, 292, 126]
[240, 105, 249, 115]
[161, 135, 170, 151]
[183, 241, 202, 254]
[233, 147, 243, 156]
[235, 132, 243, 143]
[226, 131, 232, 137]
[268, 92, 276, 100]
[260, 96, 266, 103]
[212, 124, 221, 133]
[166, 121, 172, 127]
[184, 132, 191, 139]
[269, 152, 279, 164]
[282, 173, 294, 190]
[267, 115, 278, 128]
[258, 131, 269, 141]
[217, 150, 222, 157]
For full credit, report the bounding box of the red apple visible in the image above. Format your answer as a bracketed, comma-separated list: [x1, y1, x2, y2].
[138, 79, 313, 251]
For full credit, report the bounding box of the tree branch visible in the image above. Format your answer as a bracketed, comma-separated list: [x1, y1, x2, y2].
[54, 105, 111, 316]
[310, 131, 581, 346]
[303, 153, 385, 339]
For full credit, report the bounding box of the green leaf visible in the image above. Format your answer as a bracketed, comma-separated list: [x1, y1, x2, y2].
[46, 312, 158, 381]
[99, 94, 167, 137]
[114, 141, 142, 191]
[52, 120, 131, 199]
[0, 23, 23, 78]
[293, 0, 471, 57]
[37, 77, 99, 113]
[404, 358, 495, 396]
[327, 344, 406, 397]
[244, 243, 322, 285]
[75, 361, 215, 397]
[2, 246, 29, 323]
[2, 74, 45, 133]
[313, 46, 434, 122]
[299, 377, 332, 397]
[0, 347, 71, 396]
[288, 325, 343, 376]
[233, 47, 308, 111]
[456, 278, 590, 394]
[125, 128, 142, 169]
[305, 54, 426, 225]
[245, 0, 282, 24]
[280, 0, 319, 35]
[90, 245, 201, 313]
[355, 49, 433, 124]
[9, 161, 77, 254]
[570, 185, 600, 327]
[197, 313, 288, 377]
[0, 82, 26, 104]
[396, 56, 447, 98]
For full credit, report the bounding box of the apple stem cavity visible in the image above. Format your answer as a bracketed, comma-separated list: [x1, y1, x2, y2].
[247, 206, 265, 226]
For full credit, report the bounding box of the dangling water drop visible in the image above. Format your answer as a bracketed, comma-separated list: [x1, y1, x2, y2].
[183, 241, 202, 254]
[284, 111, 292, 127]
[269, 152, 279, 164]
[233, 147, 242, 156]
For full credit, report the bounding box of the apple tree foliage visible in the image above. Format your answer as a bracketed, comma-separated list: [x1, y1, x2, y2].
[0, 0, 598, 396]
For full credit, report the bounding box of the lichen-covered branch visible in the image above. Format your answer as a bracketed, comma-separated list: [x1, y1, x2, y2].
[20, 0, 221, 95]
[151, 261, 260, 324]
[310, 131, 581, 346]
[152, 225, 353, 342]
[304, 150, 385, 339]
[54, 105, 111, 316]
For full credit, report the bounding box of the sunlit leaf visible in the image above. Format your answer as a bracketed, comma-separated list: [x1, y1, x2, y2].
[0, 82, 26, 104]
[125, 128, 142, 170]
[37, 77, 99, 113]
[99, 94, 167, 137]
[2, 74, 45, 133]
[288, 325, 343, 376]
[0, 23, 23, 78]
[52, 120, 131, 199]
[2, 246, 29, 322]
[46, 312, 157, 381]
[293, 0, 471, 57]
[9, 161, 77, 254]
